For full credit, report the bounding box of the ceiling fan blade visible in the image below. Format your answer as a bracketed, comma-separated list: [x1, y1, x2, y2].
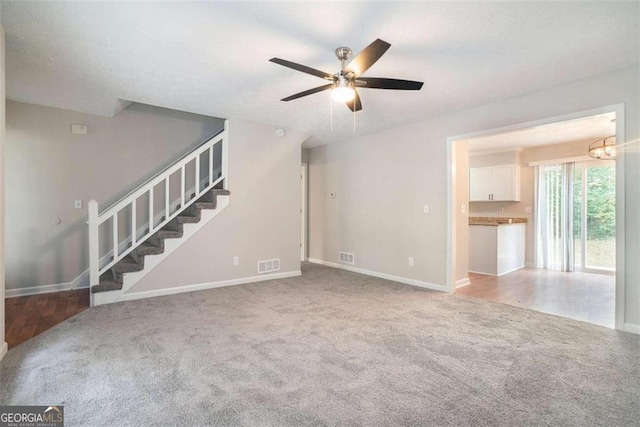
[269, 58, 334, 80]
[345, 39, 391, 77]
[357, 77, 424, 90]
[281, 84, 333, 101]
[345, 89, 362, 112]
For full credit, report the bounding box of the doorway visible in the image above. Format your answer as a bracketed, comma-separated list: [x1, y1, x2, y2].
[448, 105, 624, 329]
[300, 164, 307, 262]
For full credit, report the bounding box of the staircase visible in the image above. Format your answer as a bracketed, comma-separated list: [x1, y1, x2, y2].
[88, 122, 229, 306]
[92, 188, 229, 294]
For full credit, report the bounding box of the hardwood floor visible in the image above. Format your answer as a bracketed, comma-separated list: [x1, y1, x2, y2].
[5, 289, 90, 349]
[456, 268, 614, 328]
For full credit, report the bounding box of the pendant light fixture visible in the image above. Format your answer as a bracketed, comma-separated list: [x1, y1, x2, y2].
[588, 135, 616, 160]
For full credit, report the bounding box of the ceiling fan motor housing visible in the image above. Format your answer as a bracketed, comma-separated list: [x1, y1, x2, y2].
[335, 46, 352, 71]
[335, 46, 352, 61]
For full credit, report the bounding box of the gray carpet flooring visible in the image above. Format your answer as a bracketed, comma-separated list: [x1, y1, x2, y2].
[1, 263, 639, 426]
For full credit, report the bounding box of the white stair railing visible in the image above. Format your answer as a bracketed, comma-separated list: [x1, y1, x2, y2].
[88, 121, 228, 291]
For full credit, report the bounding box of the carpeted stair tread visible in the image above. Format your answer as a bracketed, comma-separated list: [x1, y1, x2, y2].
[176, 213, 200, 224]
[91, 280, 123, 293]
[92, 272, 123, 293]
[112, 255, 143, 274]
[93, 188, 230, 294]
[157, 228, 183, 239]
[197, 189, 230, 204]
[136, 242, 164, 256]
[195, 201, 217, 209]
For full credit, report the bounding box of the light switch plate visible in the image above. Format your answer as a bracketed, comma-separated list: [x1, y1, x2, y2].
[423, 205, 429, 214]
[74, 200, 83, 209]
[460, 204, 466, 213]
[71, 124, 88, 135]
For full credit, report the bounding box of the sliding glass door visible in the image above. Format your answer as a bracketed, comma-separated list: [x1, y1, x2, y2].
[536, 161, 615, 274]
[535, 163, 574, 271]
[573, 162, 616, 273]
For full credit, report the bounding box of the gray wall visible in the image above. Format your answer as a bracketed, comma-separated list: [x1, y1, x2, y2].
[125, 119, 308, 294]
[308, 66, 640, 330]
[5, 101, 224, 290]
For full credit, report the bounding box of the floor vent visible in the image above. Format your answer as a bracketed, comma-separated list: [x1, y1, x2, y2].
[339, 251, 355, 265]
[258, 258, 280, 274]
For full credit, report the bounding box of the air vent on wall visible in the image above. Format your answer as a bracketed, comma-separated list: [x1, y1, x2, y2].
[339, 251, 355, 265]
[258, 258, 280, 274]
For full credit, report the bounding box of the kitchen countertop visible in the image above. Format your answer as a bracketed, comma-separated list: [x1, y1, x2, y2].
[469, 216, 528, 226]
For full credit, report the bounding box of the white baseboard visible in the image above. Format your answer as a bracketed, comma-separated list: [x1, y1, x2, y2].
[468, 270, 495, 276]
[71, 271, 90, 290]
[0, 342, 7, 362]
[455, 277, 471, 288]
[5, 282, 75, 298]
[468, 266, 525, 277]
[113, 270, 302, 303]
[308, 258, 447, 292]
[623, 322, 640, 335]
[497, 265, 526, 277]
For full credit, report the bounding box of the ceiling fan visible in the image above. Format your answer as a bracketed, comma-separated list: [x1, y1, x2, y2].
[269, 39, 423, 112]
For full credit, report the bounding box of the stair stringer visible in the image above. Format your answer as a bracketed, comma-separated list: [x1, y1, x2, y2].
[91, 195, 230, 306]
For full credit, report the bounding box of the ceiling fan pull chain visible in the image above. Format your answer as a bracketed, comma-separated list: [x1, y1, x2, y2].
[353, 106, 356, 134]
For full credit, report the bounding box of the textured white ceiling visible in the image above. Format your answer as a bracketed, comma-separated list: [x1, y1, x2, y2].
[466, 112, 617, 152]
[1, 2, 638, 147]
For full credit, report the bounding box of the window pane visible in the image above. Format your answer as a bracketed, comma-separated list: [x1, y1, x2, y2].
[585, 166, 615, 270]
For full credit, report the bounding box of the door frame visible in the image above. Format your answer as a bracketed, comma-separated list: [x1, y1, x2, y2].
[300, 163, 308, 261]
[446, 103, 626, 330]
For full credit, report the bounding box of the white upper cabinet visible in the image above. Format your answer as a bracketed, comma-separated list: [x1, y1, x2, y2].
[469, 164, 520, 202]
[469, 168, 492, 201]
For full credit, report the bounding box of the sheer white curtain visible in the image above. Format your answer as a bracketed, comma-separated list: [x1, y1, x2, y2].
[534, 163, 574, 271]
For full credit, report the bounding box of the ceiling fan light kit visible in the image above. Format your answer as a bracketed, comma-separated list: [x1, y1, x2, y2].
[331, 76, 355, 102]
[269, 38, 424, 116]
[588, 135, 616, 160]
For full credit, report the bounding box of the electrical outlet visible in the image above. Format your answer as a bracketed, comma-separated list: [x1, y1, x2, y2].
[408, 257, 414, 267]
[499, 207, 505, 214]
[460, 204, 466, 214]
[74, 200, 83, 209]
[233, 256, 239, 266]
[525, 207, 532, 214]
[423, 205, 429, 214]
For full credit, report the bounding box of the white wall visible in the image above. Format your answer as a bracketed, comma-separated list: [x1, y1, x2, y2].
[454, 141, 469, 284]
[5, 101, 224, 292]
[0, 22, 8, 359]
[123, 119, 308, 295]
[308, 66, 640, 331]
